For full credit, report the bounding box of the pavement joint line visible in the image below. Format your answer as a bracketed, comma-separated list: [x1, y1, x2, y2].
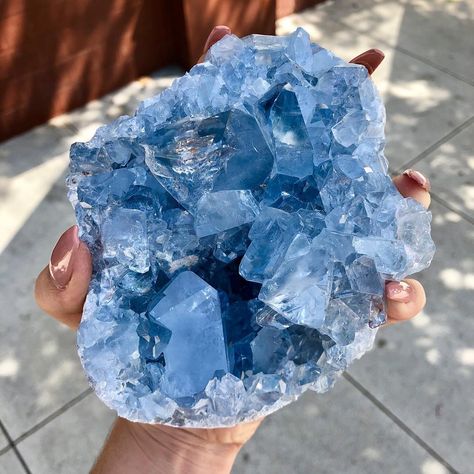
[386, 114, 474, 226]
[64, 122, 80, 134]
[389, 44, 474, 87]
[0, 387, 93, 454]
[389, 166, 474, 226]
[343, 372, 460, 474]
[397, 116, 474, 172]
[430, 193, 474, 226]
[331, 16, 474, 87]
[0, 419, 32, 474]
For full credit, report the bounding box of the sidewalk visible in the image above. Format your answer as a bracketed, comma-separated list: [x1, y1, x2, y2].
[1, 1, 473, 472]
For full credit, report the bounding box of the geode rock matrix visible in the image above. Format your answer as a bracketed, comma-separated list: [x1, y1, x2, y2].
[68, 28, 435, 427]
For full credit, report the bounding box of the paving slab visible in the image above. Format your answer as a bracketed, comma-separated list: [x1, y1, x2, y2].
[277, 9, 474, 170]
[0, 123, 74, 181]
[347, 201, 474, 473]
[0, 122, 73, 254]
[409, 122, 474, 220]
[0, 450, 25, 474]
[0, 151, 69, 254]
[234, 378, 450, 474]
[0, 172, 88, 439]
[316, 0, 474, 86]
[18, 394, 115, 474]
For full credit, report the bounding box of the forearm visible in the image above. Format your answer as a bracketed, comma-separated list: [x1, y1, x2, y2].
[91, 418, 241, 474]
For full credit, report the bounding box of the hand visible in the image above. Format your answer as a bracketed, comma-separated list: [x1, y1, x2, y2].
[34, 26, 431, 473]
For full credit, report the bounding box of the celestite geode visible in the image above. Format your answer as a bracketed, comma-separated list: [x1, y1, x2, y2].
[68, 28, 435, 427]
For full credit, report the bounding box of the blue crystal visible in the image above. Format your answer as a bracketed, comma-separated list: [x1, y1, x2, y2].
[148, 271, 228, 399]
[269, 87, 314, 178]
[239, 207, 300, 283]
[259, 237, 332, 328]
[69, 28, 435, 427]
[102, 208, 149, 273]
[194, 190, 260, 237]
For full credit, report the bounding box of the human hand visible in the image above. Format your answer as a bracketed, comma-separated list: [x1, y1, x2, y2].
[34, 27, 431, 473]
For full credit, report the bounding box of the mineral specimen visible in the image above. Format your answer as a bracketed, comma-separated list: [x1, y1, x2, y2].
[69, 28, 435, 427]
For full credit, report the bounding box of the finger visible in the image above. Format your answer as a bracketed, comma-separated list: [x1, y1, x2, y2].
[385, 279, 426, 325]
[393, 170, 431, 209]
[203, 25, 232, 54]
[198, 25, 231, 63]
[35, 226, 92, 330]
[349, 49, 385, 75]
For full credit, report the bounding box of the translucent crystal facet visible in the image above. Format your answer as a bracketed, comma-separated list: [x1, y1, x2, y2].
[148, 271, 228, 400]
[69, 28, 435, 427]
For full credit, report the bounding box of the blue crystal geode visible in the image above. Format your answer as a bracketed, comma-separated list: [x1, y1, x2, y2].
[68, 28, 435, 427]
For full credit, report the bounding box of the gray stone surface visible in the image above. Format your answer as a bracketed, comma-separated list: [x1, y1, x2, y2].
[18, 394, 115, 474]
[411, 122, 474, 220]
[0, 450, 25, 474]
[348, 202, 474, 473]
[0, 171, 88, 439]
[277, 7, 474, 171]
[316, 0, 474, 86]
[0, 123, 72, 180]
[0, 142, 70, 254]
[234, 379, 449, 474]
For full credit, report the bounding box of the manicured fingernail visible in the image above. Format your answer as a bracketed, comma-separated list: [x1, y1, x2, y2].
[49, 226, 80, 289]
[203, 25, 231, 53]
[403, 169, 431, 191]
[349, 49, 385, 75]
[386, 281, 413, 303]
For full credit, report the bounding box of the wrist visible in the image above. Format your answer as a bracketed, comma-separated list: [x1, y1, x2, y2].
[131, 421, 242, 474]
[92, 418, 250, 474]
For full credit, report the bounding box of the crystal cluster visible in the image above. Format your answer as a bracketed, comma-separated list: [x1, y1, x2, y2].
[68, 28, 435, 427]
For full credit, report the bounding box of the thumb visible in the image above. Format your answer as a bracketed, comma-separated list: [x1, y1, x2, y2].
[35, 225, 92, 330]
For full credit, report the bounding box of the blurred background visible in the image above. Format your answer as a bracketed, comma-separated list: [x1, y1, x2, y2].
[0, 0, 473, 473]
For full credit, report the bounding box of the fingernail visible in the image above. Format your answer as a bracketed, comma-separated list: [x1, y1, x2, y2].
[403, 169, 431, 191]
[203, 25, 231, 53]
[386, 281, 413, 303]
[349, 48, 385, 75]
[49, 226, 80, 289]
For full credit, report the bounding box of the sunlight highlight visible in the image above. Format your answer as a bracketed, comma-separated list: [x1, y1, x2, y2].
[439, 268, 474, 290]
[0, 357, 19, 377]
[0, 153, 69, 254]
[455, 348, 474, 367]
[421, 459, 449, 474]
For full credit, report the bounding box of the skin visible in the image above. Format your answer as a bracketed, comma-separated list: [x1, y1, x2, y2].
[34, 26, 431, 474]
